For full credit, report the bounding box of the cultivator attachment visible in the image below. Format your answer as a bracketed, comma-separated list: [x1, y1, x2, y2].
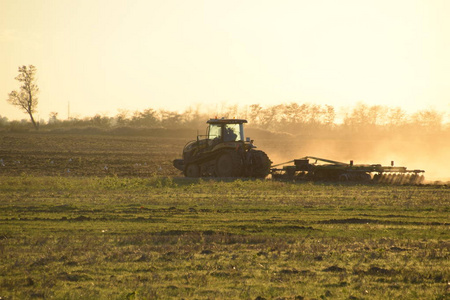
[271, 156, 425, 184]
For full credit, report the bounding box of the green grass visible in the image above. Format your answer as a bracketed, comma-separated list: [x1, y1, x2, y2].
[1, 176, 449, 299]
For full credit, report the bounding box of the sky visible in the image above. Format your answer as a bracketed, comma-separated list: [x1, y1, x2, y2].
[1, 0, 449, 122]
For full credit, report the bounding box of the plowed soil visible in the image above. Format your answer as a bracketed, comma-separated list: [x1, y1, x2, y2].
[0, 133, 185, 177]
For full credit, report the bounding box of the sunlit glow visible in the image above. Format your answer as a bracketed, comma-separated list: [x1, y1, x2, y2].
[1, 0, 449, 121]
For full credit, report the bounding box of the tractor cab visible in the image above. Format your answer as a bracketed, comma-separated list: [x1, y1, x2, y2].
[206, 118, 247, 143]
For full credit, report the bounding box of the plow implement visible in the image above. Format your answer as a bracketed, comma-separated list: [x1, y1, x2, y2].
[270, 156, 425, 184]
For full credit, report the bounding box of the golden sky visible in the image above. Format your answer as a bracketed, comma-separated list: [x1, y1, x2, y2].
[1, 0, 449, 121]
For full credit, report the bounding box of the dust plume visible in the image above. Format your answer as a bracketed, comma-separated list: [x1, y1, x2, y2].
[248, 128, 450, 183]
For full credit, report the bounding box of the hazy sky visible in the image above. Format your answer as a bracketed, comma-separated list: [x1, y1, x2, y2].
[1, 0, 449, 121]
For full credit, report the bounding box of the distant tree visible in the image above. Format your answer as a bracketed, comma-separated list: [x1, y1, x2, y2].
[411, 109, 443, 131]
[0, 115, 9, 128]
[387, 107, 407, 127]
[115, 109, 131, 126]
[131, 108, 159, 127]
[343, 103, 375, 130]
[307, 104, 324, 125]
[281, 103, 302, 124]
[90, 114, 111, 127]
[223, 104, 238, 118]
[182, 105, 204, 128]
[248, 104, 263, 125]
[323, 105, 336, 126]
[159, 110, 182, 128]
[259, 104, 282, 130]
[367, 105, 389, 126]
[7, 65, 39, 129]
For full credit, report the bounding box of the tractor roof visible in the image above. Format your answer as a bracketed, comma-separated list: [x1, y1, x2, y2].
[207, 118, 248, 124]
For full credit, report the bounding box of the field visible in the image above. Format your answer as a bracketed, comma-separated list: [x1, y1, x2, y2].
[0, 133, 449, 299]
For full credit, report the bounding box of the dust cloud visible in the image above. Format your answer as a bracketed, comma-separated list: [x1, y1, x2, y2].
[248, 128, 450, 183]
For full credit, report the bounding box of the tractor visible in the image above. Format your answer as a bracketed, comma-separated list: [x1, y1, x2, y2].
[173, 118, 271, 178]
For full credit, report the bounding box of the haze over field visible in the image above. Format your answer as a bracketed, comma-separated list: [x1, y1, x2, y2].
[1, 0, 449, 121]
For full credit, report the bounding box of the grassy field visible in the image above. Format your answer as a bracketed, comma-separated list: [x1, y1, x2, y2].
[0, 133, 449, 299]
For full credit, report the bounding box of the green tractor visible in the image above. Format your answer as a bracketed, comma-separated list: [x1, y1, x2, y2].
[173, 118, 271, 178]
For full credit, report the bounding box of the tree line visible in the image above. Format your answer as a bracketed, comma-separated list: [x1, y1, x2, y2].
[4, 65, 447, 136]
[1, 102, 447, 136]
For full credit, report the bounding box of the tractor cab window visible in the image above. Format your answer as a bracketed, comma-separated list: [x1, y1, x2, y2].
[208, 124, 222, 140]
[224, 124, 243, 142]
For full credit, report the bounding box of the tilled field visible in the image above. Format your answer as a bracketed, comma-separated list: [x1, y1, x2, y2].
[0, 133, 184, 177]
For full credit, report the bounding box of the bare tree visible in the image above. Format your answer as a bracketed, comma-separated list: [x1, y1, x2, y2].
[7, 65, 39, 129]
